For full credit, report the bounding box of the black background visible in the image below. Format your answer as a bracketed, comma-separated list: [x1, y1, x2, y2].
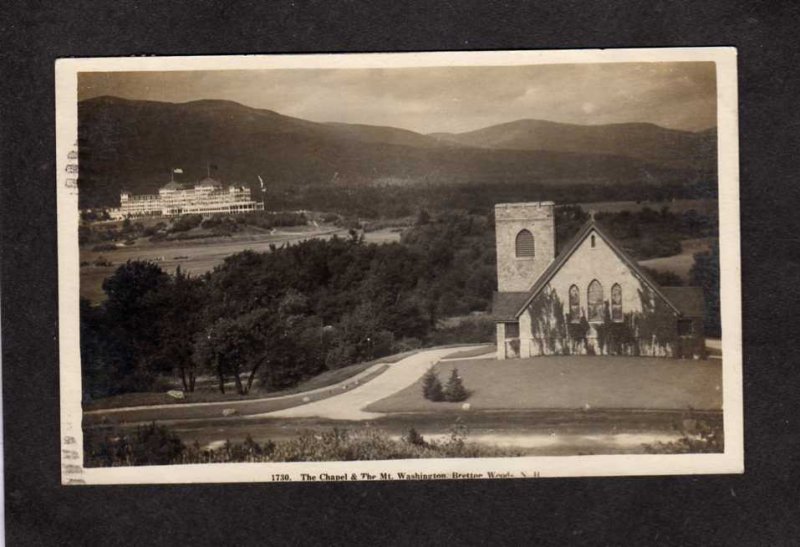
[2, 1, 799, 545]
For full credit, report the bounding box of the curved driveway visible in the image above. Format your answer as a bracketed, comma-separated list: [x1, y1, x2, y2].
[83, 346, 480, 425]
[252, 346, 476, 421]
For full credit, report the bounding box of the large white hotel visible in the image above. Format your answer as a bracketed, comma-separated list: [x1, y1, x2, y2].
[109, 176, 264, 220]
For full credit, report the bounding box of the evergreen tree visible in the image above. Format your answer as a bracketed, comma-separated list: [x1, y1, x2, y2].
[404, 427, 426, 446]
[421, 368, 444, 401]
[443, 368, 468, 402]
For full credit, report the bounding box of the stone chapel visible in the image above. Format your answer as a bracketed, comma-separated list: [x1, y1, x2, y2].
[491, 202, 706, 360]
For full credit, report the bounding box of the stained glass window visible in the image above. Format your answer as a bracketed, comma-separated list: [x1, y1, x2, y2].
[588, 279, 604, 322]
[569, 285, 581, 322]
[611, 283, 623, 322]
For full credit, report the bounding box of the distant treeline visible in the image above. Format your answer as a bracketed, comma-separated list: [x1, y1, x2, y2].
[266, 179, 717, 219]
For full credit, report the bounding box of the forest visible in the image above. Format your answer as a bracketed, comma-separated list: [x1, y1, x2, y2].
[266, 179, 716, 220]
[80, 206, 720, 401]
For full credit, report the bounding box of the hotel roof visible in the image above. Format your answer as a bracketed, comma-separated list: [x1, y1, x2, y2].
[196, 177, 222, 188]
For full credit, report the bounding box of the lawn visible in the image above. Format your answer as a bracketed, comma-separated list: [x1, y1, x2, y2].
[83, 364, 391, 426]
[366, 356, 722, 413]
[442, 344, 495, 360]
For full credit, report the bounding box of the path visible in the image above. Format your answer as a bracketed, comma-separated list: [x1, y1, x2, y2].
[252, 347, 476, 421]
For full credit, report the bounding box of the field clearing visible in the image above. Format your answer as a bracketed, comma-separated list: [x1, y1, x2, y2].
[79, 224, 402, 303]
[366, 355, 722, 413]
[639, 237, 715, 281]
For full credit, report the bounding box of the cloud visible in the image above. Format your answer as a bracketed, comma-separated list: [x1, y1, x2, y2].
[79, 61, 716, 133]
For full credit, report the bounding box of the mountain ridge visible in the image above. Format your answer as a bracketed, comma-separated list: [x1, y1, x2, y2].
[428, 118, 715, 169]
[77, 97, 715, 208]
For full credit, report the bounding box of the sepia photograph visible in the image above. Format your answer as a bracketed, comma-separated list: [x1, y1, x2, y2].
[56, 48, 742, 484]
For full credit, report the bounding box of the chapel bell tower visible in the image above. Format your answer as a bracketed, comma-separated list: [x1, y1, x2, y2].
[494, 201, 556, 292]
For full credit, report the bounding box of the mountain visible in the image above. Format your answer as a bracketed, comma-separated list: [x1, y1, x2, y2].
[323, 122, 451, 149]
[430, 119, 716, 171]
[77, 97, 715, 208]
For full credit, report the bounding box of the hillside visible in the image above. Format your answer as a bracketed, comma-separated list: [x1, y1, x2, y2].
[430, 119, 716, 171]
[77, 97, 714, 208]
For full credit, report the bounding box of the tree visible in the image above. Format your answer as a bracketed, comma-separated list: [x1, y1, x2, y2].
[443, 368, 468, 402]
[150, 267, 206, 392]
[195, 312, 274, 395]
[102, 260, 169, 318]
[404, 427, 426, 446]
[421, 368, 444, 401]
[100, 260, 170, 389]
[690, 245, 721, 337]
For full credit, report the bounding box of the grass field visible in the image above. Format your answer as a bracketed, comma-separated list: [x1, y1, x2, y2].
[639, 237, 715, 282]
[366, 355, 722, 413]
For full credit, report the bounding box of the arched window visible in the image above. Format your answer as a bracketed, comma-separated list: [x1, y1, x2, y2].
[590, 234, 596, 248]
[611, 283, 623, 322]
[587, 279, 604, 322]
[515, 229, 535, 257]
[569, 285, 581, 322]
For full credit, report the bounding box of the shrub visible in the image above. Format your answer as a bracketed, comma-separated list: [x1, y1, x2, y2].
[84, 422, 185, 467]
[428, 317, 495, 346]
[393, 337, 422, 353]
[443, 368, 469, 402]
[169, 214, 203, 233]
[91, 243, 118, 252]
[404, 427, 427, 446]
[421, 368, 444, 401]
[86, 423, 523, 467]
[94, 256, 113, 267]
[370, 330, 395, 359]
[130, 422, 186, 465]
[642, 419, 723, 454]
[325, 343, 356, 370]
[117, 372, 172, 394]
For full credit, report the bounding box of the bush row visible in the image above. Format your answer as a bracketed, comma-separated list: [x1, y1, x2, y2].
[84, 422, 520, 467]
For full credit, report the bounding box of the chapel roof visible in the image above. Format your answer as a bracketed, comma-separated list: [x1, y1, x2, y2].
[659, 286, 705, 317]
[491, 292, 530, 321]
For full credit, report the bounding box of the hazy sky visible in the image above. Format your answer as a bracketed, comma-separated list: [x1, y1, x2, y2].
[78, 62, 716, 134]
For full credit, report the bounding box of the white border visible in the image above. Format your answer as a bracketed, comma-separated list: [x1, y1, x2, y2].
[56, 48, 742, 485]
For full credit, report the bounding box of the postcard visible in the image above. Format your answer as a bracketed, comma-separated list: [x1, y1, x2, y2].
[56, 47, 741, 484]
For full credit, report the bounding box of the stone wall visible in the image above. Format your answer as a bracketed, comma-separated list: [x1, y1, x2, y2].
[494, 202, 555, 292]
